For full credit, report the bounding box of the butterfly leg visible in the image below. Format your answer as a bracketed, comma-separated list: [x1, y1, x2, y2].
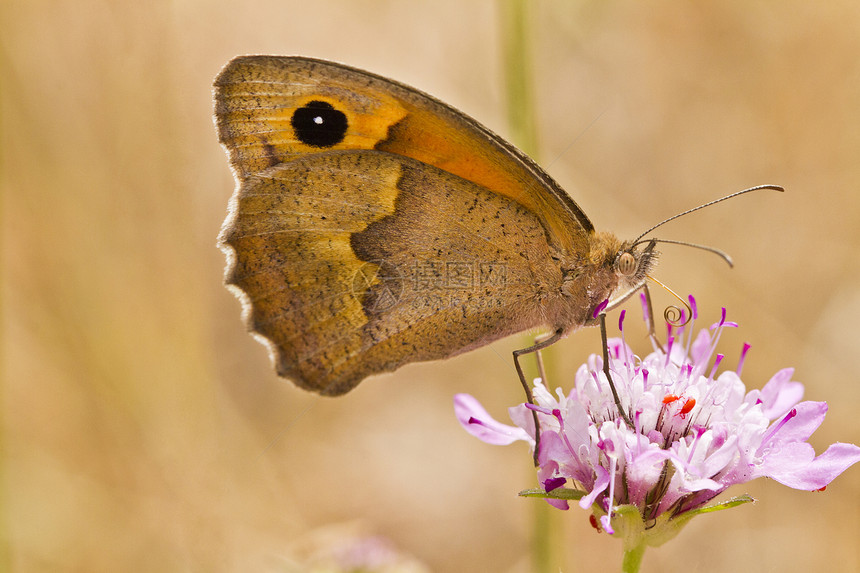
[531, 331, 555, 382]
[513, 330, 564, 466]
[599, 313, 634, 428]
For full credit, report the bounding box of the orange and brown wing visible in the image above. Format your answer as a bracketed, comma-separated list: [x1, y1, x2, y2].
[220, 151, 560, 394]
[214, 55, 586, 394]
[214, 55, 592, 253]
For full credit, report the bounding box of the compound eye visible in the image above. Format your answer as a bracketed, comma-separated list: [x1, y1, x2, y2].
[617, 252, 637, 276]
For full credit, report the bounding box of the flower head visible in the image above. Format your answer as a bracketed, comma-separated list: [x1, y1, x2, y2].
[455, 296, 860, 542]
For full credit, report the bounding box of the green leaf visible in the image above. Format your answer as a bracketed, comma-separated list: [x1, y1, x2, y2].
[518, 487, 585, 501]
[688, 494, 756, 515]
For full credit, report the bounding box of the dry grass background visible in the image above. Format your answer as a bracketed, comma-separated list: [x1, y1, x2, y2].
[3, 1, 860, 571]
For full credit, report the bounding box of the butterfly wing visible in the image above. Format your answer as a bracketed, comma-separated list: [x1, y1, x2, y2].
[214, 55, 593, 252]
[214, 56, 588, 394]
[221, 151, 561, 394]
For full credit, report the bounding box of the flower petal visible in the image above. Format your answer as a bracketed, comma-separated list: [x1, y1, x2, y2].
[757, 368, 804, 418]
[689, 328, 713, 364]
[765, 401, 828, 445]
[453, 394, 530, 445]
[758, 441, 860, 490]
[579, 465, 610, 510]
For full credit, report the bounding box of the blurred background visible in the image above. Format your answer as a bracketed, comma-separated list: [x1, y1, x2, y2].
[4, 1, 860, 571]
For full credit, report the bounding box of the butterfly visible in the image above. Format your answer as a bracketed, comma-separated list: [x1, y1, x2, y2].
[214, 55, 777, 398]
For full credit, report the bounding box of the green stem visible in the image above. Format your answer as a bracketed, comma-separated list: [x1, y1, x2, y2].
[532, 502, 558, 573]
[621, 539, 646, 573]
[500, 0, 539, 158]
[499, 2, 555, 570]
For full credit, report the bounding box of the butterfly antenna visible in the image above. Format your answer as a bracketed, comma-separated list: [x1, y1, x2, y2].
[631, 184, 784, 245]
[634, 238, 735, 268]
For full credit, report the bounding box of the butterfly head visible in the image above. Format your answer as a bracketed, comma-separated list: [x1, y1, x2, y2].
[554, 234, 658, 330]
[612, 238, 659, 299]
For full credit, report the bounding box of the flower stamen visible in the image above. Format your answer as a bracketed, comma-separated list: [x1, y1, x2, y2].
[761, 407, 797, 447]
[737, 342, 751, 375]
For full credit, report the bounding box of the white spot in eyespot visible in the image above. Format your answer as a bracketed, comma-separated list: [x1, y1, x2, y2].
[314, 116, 324, 124]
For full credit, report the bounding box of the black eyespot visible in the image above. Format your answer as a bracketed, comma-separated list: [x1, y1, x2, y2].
[291, 100, 348, 148]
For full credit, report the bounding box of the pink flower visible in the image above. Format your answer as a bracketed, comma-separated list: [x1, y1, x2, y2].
[455, 296, 860, 539]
